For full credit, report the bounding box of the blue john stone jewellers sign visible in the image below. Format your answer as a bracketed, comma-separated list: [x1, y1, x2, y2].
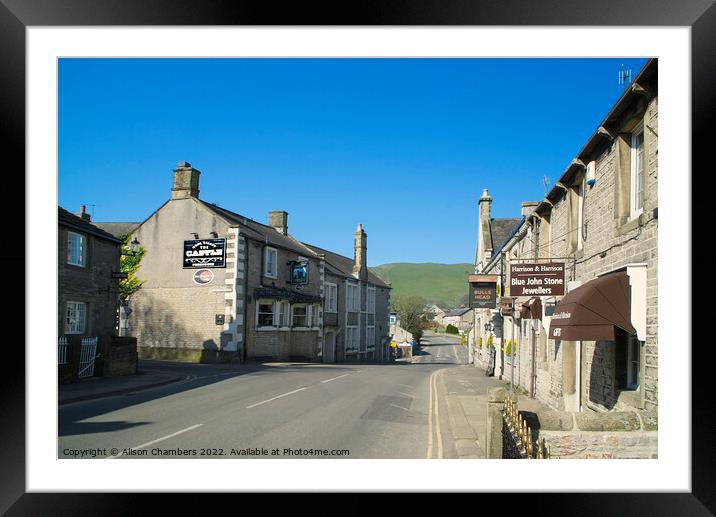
[183, 239, 226, 268]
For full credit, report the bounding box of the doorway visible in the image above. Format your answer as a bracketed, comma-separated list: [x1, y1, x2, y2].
[324, 331, 336, 363]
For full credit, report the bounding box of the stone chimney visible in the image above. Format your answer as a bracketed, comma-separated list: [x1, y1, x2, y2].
[171, 161, 200, 199]
[520, 201, 541, 217]
[76, 205, 91, 222]
[352, 224, 368, 281]
[268, 211, 289, 236]
[475, 189, 493, 267]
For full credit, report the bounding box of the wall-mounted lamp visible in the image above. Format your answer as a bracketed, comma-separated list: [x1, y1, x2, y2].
[484, 322, 494, 333]
[210, 231, 218, 238]
[190, 232, 199, 239]
[122, 237, 140, 257]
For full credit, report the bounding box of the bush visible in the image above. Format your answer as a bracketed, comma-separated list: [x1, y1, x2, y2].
[445, 324, 459, 335]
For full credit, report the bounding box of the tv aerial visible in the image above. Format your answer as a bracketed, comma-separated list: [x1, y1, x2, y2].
[618, 64, 632, 87]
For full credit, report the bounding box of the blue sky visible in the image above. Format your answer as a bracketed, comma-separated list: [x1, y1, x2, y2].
[59, 57, 648, 266]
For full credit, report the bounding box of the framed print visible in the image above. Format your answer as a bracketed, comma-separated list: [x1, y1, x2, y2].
[2, 0, 710, 514]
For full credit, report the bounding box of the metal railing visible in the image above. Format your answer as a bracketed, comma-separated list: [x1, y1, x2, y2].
[502, 397, 551, 459]
[58, 336, 69, 365]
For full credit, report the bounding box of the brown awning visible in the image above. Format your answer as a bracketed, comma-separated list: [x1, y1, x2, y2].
[548, 271, 636, 341]
[520, 297, 542, 319]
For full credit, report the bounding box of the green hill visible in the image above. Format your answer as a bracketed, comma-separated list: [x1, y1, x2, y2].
[370, 263, 474, 309]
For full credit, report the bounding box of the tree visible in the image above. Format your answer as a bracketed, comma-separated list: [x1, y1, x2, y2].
[118, 233, 146, 301]
[391, 295, 427, 342]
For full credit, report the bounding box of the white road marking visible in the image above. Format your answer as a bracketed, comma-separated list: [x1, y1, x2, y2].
[390, 403, 409, 411]
[398, 392, 414, 398]
[399, 384, 413, 388]
[321, 373, 350, 384]
[107, 424, 203, 458]
[246, 387, 308, 409]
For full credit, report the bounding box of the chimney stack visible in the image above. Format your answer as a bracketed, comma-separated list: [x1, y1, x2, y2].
[171, 161, 200, 199]
[476, 188, 493, 267]
[352, 224, 368, 281]
[268, 211, 289, 236]
[76, 205, 91, 222]
[520, 201, 541, 217]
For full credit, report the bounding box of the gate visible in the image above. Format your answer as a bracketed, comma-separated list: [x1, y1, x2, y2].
[78, 336, 98, 378]
[58, 336, 69, 365]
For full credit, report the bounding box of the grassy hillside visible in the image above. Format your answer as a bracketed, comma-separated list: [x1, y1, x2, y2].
[370, 263, 473, 309]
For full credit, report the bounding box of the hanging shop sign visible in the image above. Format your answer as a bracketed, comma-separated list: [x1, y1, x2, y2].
[291, 261, 309, 284]
[500, 297, 515, 317]
[468, 274, 498, 309]
[192, 268, 215, 285]
[183, 239, 226, 268]
[509, 262, 565, 296]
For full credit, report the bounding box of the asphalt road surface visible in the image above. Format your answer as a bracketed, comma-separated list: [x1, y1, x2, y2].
[58, 332, 468, 459]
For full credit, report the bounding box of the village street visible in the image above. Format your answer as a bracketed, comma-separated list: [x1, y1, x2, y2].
[57, 332, 491, 460]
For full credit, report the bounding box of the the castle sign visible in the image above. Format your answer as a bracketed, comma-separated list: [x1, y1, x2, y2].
[509, 262, 565, 296]
[183, 239, 226, 268]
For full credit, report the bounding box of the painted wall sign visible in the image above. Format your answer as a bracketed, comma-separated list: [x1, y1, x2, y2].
[291, 261, 309, 284]
[509, 262, 565, 296]
[193, 269, 215, 285]
[183, 239, 226, 268]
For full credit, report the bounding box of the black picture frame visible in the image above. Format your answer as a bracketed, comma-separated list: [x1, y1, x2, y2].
[3, 1, 708, 514]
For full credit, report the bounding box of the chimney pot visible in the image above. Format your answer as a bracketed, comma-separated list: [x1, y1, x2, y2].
[76, 205, 91, 222]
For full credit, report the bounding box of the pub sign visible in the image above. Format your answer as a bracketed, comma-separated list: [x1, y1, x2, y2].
[468, 274, 497, 309]
[509, 262, 565, 296]
[183, 239, 226, 268]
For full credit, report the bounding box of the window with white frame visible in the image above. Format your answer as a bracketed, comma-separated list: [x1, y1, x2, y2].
[367, 286, 376, 314]
[292, 304, 309, 327]
[630, 123, 645, 219]
[346, 283, 359, 312]
[65, 301, 87, 334]
[366, 326, 375, 349]
[325, 282, 338, 313]
[257, 300, 275, 327]
[345, 326, 358, 352]
[67, 231, 87, 267]
[264, 247, 278, 278]
[277, 301, 289, 327]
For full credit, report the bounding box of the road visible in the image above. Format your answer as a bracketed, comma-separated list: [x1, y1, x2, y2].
[58, 332, 468, 459]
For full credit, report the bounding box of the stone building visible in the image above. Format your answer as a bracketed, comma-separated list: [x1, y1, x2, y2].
[58, 205, 121, 341]
[441, 307, 473, 333]
[471, 59, 658, 458]
[110, 161, 390, 363]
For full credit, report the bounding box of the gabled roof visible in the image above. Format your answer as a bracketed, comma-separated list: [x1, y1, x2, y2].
[199, 200, 321, 259]
[491, 217, 523, 252]
[302, 242, 390, 288]
[444, 307, 472, 317]
[93, 222, 140, 238]
[58, 207, 121, 244]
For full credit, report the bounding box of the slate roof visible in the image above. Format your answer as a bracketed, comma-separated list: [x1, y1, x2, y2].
[443, 307, 473, 317]
[491, 217, 523, 253]
[302, 242, 390, 289]
[93, 222, 140, 238]
[199, 200, 321, 259]
[58, 207, 121, 244]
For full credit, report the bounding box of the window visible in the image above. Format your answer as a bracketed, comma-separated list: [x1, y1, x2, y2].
[345, 326, 358, 352]
[292, 304, 308, 327]
[346, 283, 359, 312]
[366, 326, 375, 349]
[568, 177, 585, 253]
[277, 301, 289, 327]
[626, 334, 641, 390]
[325, 283, 338, 313]
[630, 124, 645, 219]
[65, 301, 87, 334]
[367, 287, 376, 314]
[67, 232, 87, 267]
[264, 247, 277, 278]
[257, 300, 275, 327]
